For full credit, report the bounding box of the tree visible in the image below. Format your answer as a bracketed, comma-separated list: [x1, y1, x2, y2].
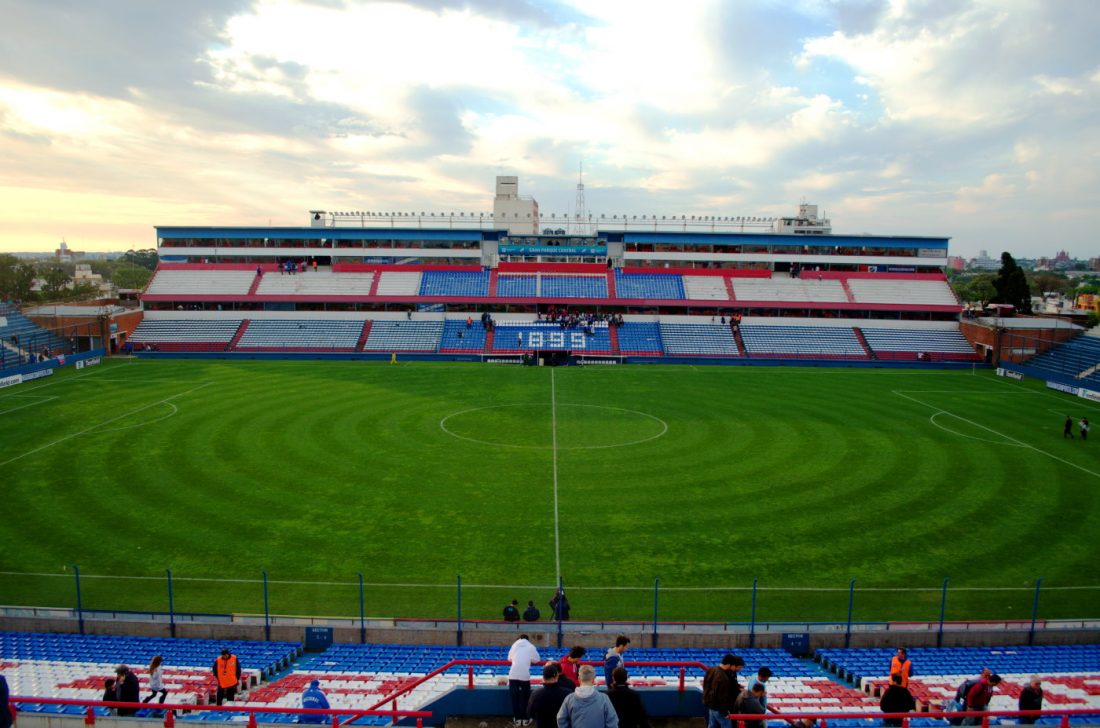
[951, 272, 996, 306]
[40, 267, 72, 297]
[0, 255, 37, 301]
[992, 252, 1032, 314]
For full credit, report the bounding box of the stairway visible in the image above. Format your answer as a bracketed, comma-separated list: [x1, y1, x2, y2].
[734, 328, 748, 357]
[841, 278, 857, 303]
[853, 327, 875, 359]
[227, 321, 250, 351]
[356, 321, 373, 351]
[488, 269, 499, 297]
[609, 326, 620, 355]
[607, 270, 617, 299]
[483, 328, 495, 354]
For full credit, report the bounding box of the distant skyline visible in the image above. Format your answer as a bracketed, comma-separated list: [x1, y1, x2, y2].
[1, 0, 1097, 258]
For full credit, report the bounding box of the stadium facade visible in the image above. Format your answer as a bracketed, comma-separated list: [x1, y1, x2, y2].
[129, 177, 976, 363]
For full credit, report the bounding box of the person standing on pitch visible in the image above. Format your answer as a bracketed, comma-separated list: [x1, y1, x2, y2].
[1064, 416, 1075, 438]
[1080, 417, 1090, 441]
[213, 648, 241, 705]
[508, 634, 541, 726]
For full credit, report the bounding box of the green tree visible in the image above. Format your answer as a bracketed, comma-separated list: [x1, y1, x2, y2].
[40, 267, 72, 297]
[992, 252, 1032, 313]
[0, 255, 38, 301]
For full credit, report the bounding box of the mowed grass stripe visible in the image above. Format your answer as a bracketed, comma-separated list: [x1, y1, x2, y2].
[0, 360, 1097, 621]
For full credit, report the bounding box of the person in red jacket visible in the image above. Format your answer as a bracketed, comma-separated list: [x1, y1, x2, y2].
[963, 674, 1001, 725]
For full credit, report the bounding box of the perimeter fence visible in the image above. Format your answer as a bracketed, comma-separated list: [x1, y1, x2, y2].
[1, 569, 1097, 646]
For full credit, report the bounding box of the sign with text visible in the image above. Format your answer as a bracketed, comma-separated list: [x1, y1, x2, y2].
[500, 245, 605, 256]
[512, 330, 589, 350]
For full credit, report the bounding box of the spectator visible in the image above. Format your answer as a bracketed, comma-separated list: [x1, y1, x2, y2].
[702, 654, 744, 728]
[508, 634, 541, 726]
[1018, 676, 1043, 725]
[1081, 417, 1090, 441]
[556, 665, 618, 728]
[528, 664, 571, 728]
[744, 667, 773, 709]
[504, 599, 521, 622]
[550, 589, 571, 621]
[880, 673, 915, 727]
[101, 678, 116, 713]
[889, 648, 912, 688]
[732, 683, 767, 724]
[607, 668, 649, 728]
[0, 672, 11, 728]
[300, 679, 330, 724]
[143, 654, 168, 704]
[603, 636, 630, 688]
[524, 600, 541, 622]
[963, 673, 1001, 726]
[114, 665, 140, 716]
[213, 647, 242, 705]
[561, 646, 586, 689]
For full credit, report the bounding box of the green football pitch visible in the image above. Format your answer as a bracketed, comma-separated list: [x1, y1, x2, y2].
[1, 358, 1097, 624]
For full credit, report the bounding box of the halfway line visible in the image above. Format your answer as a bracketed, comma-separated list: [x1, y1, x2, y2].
[551, 368, 561, 582]
[0, 382, 214, 468]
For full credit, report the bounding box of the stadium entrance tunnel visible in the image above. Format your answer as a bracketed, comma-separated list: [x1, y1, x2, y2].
[413, 684, 703, 726]
[440, 403, 668, 449]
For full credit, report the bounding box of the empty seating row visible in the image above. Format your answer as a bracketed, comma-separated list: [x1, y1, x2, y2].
[375, 271, 421, 296]
[847, 278, 958, 306]
[361, 321, 443, 351]
[496, 275, 537, 297]
[732, 278, 849, 303]
[1026, 336, 1100, 385]
[541, 275, 607, 299]
[419, 270, 489, 297]
[741, 326, 867, 357]
[659, 323, 739, 355]
[615, 272, 685, 300]
[617, 322, 664, 353]
[861, 328, 977, 358]
[682, 276, 729, 300]
[236, 321, 363, 350]
[146, 270, 256, 296]
[257, 272, 374, 296]
[129, 320, 242, 344]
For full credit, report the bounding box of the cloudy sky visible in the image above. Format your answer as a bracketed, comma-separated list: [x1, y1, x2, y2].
[1, 0, 1097, 258]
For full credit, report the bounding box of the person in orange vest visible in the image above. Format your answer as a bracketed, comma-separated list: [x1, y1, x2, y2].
[889, 647, 912, 688]
[213, 647, 242, 705]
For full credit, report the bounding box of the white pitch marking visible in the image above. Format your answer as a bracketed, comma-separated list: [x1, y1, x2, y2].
[928, 411, 1026, 447]
[894, 389, 1100, 480]
[90, 402, 179, 433]
[0, 382, 213, 467]
[0, 396, 58, 416]
[438, 403, 668, 450]
[551, 368, 561, 583]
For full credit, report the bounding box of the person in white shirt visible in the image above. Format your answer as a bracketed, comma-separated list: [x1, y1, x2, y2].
[508, 634, 541, 726]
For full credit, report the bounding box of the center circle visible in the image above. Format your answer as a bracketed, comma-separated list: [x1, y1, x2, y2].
[439, 403, 668, 450]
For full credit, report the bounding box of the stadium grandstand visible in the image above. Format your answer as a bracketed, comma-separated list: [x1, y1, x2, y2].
[119, 176, 988, 366]
[3, 631, 1099, 725]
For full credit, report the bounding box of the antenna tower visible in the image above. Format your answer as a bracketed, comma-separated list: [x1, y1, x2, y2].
[574, 161, 587, 235]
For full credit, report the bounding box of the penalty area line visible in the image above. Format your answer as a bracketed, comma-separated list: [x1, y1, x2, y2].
[0, 381, 214, 468]
[893, 389, 1100, 480]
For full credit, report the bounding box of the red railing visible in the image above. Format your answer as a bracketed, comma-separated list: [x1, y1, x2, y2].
[9, 696, 431, 728]
[726, 707, 1100, 727]
[338, 659, 708, 727]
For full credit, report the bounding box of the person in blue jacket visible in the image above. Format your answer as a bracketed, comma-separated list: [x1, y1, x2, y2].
[300, 679, 330, 724]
